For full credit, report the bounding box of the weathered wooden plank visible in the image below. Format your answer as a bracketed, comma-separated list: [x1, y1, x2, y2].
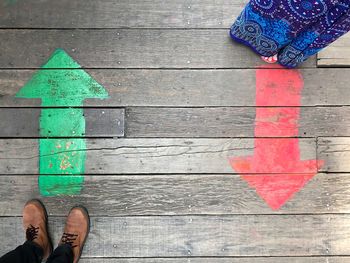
[0, 0, 245, 28]
[317, 58, 350, 66]
[0, 68, 345, 107]
[0, 173, 334, 216]
[0, 215, 347, 257]
[78, 258, 350, 263]
[0, 30, 316, 69]
[126, 107, 255, 137]
[0, 138, 316, 174]
[0, 108, 40, 137]
[318, 33, 350, 67]
[0, 108, 124, 137]
[85, 108, 124, 137]
[126, 106, 350, 137]
[299, 107, 350, 137]
[318, 137, 350, 173]
[2, 106, 350, 138]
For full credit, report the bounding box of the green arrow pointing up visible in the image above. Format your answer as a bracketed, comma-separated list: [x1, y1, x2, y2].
[16, 48, 108, 196]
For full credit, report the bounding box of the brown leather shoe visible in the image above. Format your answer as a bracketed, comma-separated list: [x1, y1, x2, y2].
[22, 199, 53, 260]
[58, 206, 90, 263]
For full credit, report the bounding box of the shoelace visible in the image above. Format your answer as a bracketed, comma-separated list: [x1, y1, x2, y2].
[26, 224, 39, 241]
[61, 232, 78, 248]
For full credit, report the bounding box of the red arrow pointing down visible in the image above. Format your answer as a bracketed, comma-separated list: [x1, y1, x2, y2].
[229, 65, 324, 210]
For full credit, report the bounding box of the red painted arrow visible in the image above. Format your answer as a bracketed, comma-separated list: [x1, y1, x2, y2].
[229, 65, 324, 210]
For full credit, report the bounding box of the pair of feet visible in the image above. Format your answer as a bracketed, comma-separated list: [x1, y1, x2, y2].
[23, 199, 90, 263]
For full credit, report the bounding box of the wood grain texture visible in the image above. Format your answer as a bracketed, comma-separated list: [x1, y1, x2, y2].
[0, 215, 348, 257]
[318, 33, 350, 67]
[126, 106, 350, 137]
[0, 30, 316, 69]
[318, 137, 350, 173]
[317, 58, 350, 66]
[79, 258, 350, 263]
[0, 138, 316, 174]
[1, 0, 348, 260]
[0, 108, 124, 137]
[14, 105, 349, 138]
[0, 69, 346, 107]
[85, 108, 125, 137]
[0, 173, 335, 216]
[0, 0, 245, 28]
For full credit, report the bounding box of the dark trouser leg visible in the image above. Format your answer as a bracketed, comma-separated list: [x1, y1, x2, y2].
[46, 244, 74, 263]
[0, 241, 43, 263]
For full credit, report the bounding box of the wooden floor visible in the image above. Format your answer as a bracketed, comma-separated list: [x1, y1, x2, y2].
[1, 0, 350, 262]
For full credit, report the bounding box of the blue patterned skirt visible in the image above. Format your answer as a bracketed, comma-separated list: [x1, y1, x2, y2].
[230, 0, 350, 67]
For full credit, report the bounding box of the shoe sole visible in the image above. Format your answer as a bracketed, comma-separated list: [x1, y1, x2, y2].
[25, 199, 53, 258]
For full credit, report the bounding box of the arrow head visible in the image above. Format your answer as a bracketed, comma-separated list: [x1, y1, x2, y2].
[230, 156, 324, 210]
[16, 48, 109, 106]
[241, 173, 315, 210]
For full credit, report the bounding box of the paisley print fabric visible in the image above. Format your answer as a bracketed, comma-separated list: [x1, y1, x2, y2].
[230, 0, 350, 68]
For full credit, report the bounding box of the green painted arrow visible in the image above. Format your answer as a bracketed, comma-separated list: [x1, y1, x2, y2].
[16, 48, 108, 196]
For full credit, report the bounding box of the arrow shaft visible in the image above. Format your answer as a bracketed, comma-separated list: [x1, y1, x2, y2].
[39, 108, 86, 196]
[39, 138, 86, 196]
[40, 108, 85, 137]
[255, 67, 303, 106]
[254, 67, 303, 137]
[255, 107, 300, 137]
